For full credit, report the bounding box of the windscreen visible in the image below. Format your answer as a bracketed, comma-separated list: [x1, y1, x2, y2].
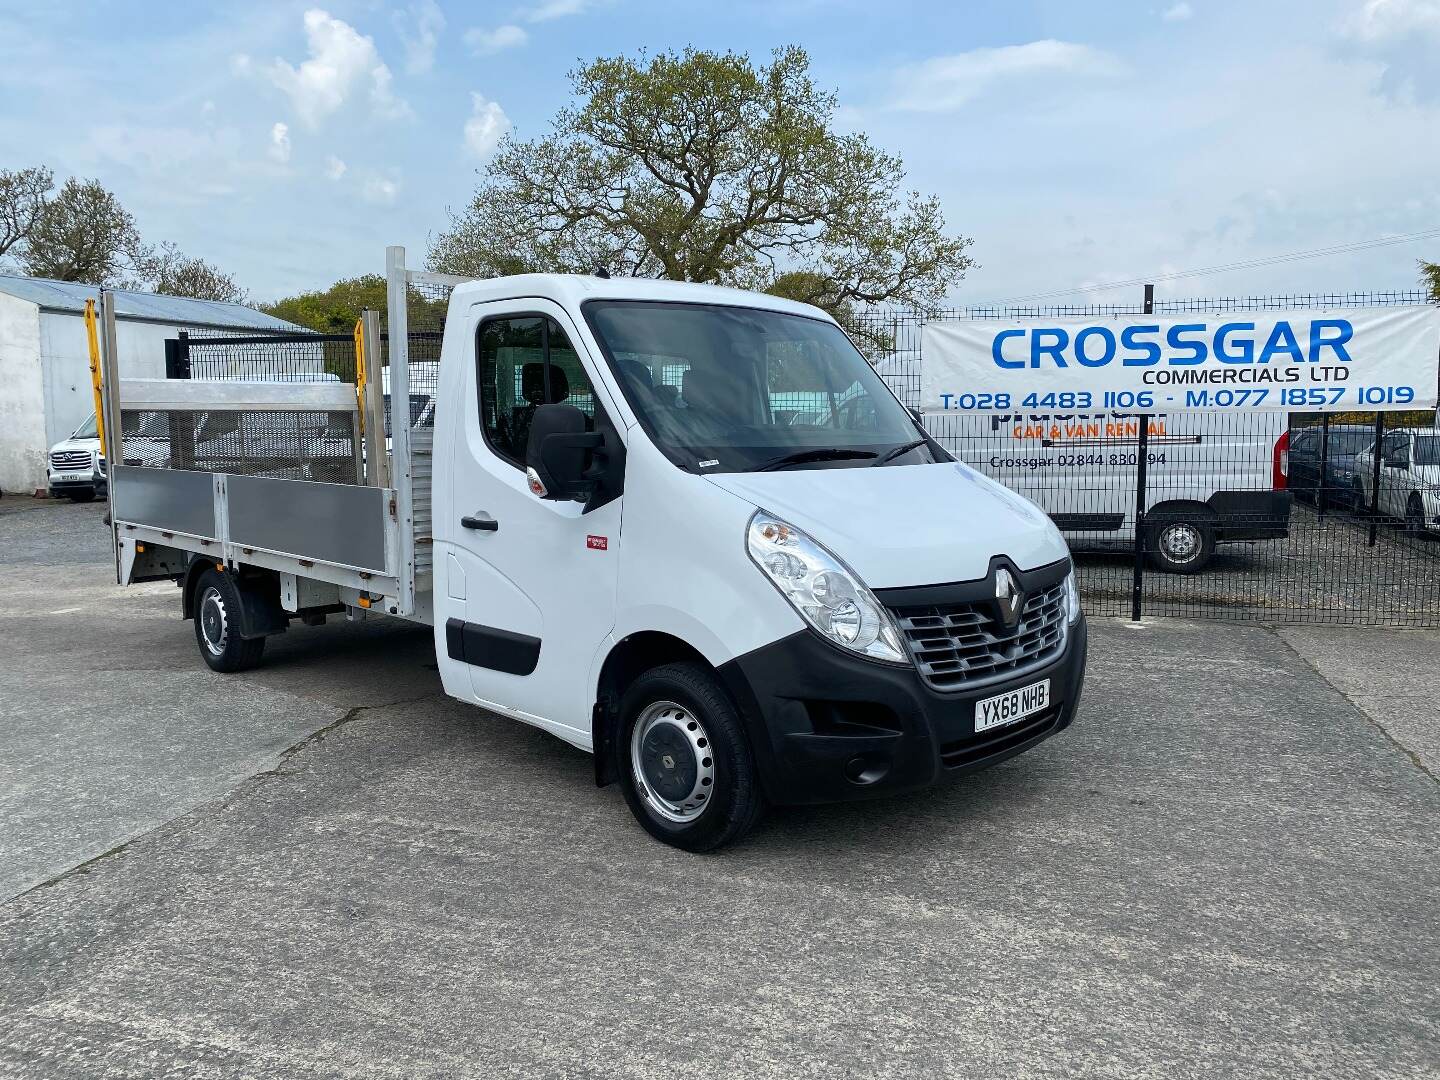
[72, 413, 98, 439]
[585, 301, 933, 472]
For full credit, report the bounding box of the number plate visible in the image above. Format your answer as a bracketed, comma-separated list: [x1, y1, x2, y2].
[975, 679, 1050, 733]
[54, 473, 88, 482]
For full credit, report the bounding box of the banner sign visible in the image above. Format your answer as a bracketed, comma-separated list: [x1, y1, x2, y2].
[921, 306, 1440, 413]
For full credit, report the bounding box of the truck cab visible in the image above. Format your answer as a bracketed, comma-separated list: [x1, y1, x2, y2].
[428, 275, 1086, 849]
[103, 261, 1086, 851]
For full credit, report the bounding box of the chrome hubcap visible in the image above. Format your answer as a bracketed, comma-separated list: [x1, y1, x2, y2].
[1160, 523, 1201, 563]
[630, 700, 714, 823]
[199, 586, 228, 656]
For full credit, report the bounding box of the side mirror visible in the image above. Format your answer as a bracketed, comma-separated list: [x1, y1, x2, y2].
[525, 403, 601, 501]
[908, 406, 924, 425]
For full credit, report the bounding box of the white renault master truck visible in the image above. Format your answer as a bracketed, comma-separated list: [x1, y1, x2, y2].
[103, 268, 1087, 851]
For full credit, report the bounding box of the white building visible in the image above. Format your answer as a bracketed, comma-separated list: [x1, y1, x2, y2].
[0, 277, 300, 494]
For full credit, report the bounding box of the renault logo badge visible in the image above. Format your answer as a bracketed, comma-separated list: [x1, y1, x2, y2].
[995, 568, 1023, 626]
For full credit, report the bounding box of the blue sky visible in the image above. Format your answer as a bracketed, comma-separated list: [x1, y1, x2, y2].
[0, 0, 1436, 304]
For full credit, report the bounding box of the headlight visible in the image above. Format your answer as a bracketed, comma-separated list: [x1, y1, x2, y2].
[1063, 569, 1082, 624]
[746, 512, 907, 664]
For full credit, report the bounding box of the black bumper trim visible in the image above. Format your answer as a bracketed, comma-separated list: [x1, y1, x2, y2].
[718, 617, 1086, 807]
[1207, 490, 1292, 541]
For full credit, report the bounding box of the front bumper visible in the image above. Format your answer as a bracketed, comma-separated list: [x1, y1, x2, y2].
[47, 474, 106, 496]
[718, 616, 1087, 807]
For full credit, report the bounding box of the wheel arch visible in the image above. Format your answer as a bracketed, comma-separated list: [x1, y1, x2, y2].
[591, 631, 715, 789]
[182, 557, 287, 640]
[1149, 498, 1218, 522]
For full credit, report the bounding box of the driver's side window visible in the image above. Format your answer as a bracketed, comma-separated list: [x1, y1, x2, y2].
[477, 315, 594, 467]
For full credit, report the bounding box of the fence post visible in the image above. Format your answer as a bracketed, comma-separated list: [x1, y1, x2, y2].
[1130, 283, 1155, 622]
[1317, 413, 1331, 517]
[1368, 411, 1383, 547]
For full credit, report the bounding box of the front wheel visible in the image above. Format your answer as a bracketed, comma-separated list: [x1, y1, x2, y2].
[618, 663, 765, 852]
[193, 569, 266, 673]
[1146, 513, 1216, 574]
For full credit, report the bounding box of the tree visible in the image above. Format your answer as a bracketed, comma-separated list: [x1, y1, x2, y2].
[18, 177, 144, 286]
[429, 47, 973, 325]
[261, 275, 390, 332]
[0, 165, 53, 261]
[144, 241, 247, 303]
[1422, 260, 1440, 302]
[260, 275, 446, 333]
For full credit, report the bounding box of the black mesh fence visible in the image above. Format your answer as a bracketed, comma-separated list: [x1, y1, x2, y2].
[118, 407, 361, 485]
[845, 292, 1440, 626]
[178, 329, 358, 383]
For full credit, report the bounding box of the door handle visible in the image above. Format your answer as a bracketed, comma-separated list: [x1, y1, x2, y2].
[461, 512, 499, 532]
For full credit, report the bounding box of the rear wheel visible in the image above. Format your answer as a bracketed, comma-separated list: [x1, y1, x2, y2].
[618, 663, 765, 852]
[1146, 512, 1215, 574]
[193, 569, 266, 673]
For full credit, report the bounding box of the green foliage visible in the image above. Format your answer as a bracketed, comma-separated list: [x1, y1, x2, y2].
[259, 275, 449, 334]
[1421, 259, 1440, 302]
[260, 275, 389, 332]
[429, 46, 973, 313]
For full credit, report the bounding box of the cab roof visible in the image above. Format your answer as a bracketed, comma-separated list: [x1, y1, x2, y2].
[445, 273, 835, 323]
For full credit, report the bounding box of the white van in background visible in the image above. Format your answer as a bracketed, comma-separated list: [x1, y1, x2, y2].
[934, 410, 1293, 573]
[46, 413, 105, 501]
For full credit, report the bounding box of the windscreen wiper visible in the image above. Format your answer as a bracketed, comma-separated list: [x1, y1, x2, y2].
[749, 448, 879, 472]
[870, 438, 929, 467]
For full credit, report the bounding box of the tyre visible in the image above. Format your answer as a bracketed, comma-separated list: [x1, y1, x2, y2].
[193, 569, 266, 673]
[1146, 512, 1215, 574]
[618, 663, 765, 852]
[65, 490, 96, 503]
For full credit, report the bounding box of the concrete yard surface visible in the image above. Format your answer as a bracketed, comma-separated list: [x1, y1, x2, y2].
[1, 497, 1437, 1079]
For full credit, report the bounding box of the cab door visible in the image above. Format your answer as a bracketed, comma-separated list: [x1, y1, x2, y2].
[433, 300, 624, 742]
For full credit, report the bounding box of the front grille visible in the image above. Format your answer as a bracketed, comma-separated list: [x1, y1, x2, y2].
[890, 580, 1067, 690]
[50, 450, 92, 471]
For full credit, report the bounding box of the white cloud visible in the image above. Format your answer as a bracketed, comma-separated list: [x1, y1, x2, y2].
[524, 0, 590, 21]
[324, 154, 347, 180]
[361, 172, 400, 204]
[1345, 0, 1440, 42]
[1342, 0, 1440, 99]
[889, 40, 1124, 112]
[266, 9, 409, 129]
[464, 24, 528, 55]
[1162, 2, 1194, 21]
[268, 121, 292, 163]
[464, 93, 511, 158]
[396, 0, 445, 75]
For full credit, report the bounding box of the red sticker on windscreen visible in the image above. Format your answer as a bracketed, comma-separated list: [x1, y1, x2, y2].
[586, 535, 609, 550]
